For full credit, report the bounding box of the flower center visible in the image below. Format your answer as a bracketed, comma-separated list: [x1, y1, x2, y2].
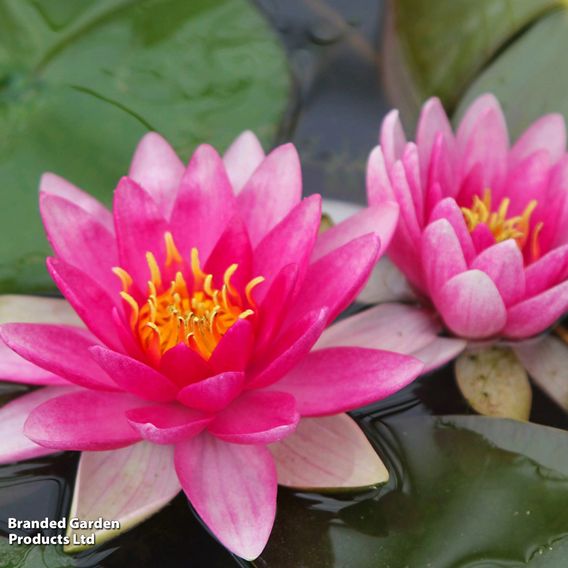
[114, 232, 264, 362]
[461, 189, 543, 258]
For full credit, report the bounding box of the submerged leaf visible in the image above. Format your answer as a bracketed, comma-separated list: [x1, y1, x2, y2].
[455, 346, 532, 420]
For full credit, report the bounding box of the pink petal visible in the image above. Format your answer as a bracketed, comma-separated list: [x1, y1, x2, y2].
[113, 176, 169, 289]
[380, 109, 406, 169]
[471, 240, 526, 306]
[321, 199, 364, 223]
[40, 193, 118, 293]
[314, 303, 440, 354]
[426, 133, 458, 203]
[248, 309, 328, 389]
[90, 346, 178, 401]
[253, 195, 321, 299]
[470, 223, 496, 254]
[288, 234, 380, 325]
[65, 442, 181, 552]
[457, 93, 507, 151]
[24, 391, 142, 450]
[510, 114, 566, 168]
[402, 143, 424, 225]
[208, 319, 255, 373]
[47, 258, 121, 350]
[125, 404, 212, 444]
[223, 130, 265, 193]
[503, 280, 568, 339]
[429, 197, 475, 263]
[177, 371, 245, 412]
[208, 391, 299, 444]
[437, 270, 507, 339]
[171, 144, 236, 260]
[237, 144, 302, 246]
[128, 132, 184, 219]
[275, 347, 423, 416]
[524, 244, 568, 297]
[422, 219, 467, 295]
[0, 323, 117, 390]
[411, 337, 467, 373]
[390, 161, 421, 242]
[159, 343, 210, 388]
[40, 173, 114, 232]
[0, 386, 76, 464]
[312, 202, 399, 263]
[175, 434, 277, 560]
[366, 146, 395, 204]
[270, 414, 388, 489]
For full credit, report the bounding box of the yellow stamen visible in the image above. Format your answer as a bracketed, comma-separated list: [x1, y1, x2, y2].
[164, 231, 182, 266]
[113, 267, 133, 292]
[245, 276, 265, 306]
[146, 252, 162, 288]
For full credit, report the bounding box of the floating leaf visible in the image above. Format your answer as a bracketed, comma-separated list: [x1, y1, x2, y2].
[270, 414, 388, 491]
[455, 346, 532, 420]
[0, 0, 290, 294]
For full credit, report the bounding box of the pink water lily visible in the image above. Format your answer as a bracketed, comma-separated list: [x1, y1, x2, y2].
[0, 132, 424, 559]
[361, 93, 568, 411]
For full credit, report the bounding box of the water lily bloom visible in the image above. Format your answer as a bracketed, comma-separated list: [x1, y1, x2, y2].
[0, 132, 424, 559]
[362, 93, 568, 411]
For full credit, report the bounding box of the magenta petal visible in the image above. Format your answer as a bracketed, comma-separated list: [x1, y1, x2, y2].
[209, 319, 255, 373]
[126, 404, 212, 444]
[367, 146, 395, 205]
[253, 195, 321, 298]
[289, 234, 380, 325]
[380, 109, 406, 168]
[437, 270, 507, 339]
[223, 130, 265, 193]
[175, 434, 277, 560]
[275, 347, 423, 416]
[24, 391, 142, 451]
[503, 280, 568, 339]
[524, 244, 568, 297]
[237, 143, 302, 246]
[128, 132, 184, 219]
[40, 173, 114, 232]
[0, 387, 76, 464]
[171, 144, 236, 260]
[471, 240, 525, 306]
[47, 258, 121, 350]
[113, 177, 170, 289]
[177, 372, 245, 412]
[159, 343, 210, 388]
[248, 309, 328, 389]
[422, 219, 467, 295]
[90, 346, 178, 402]
[0, 323, 117, 390]
[0, 339, 68, 385]
[312, 202, 399, 263]
[209, 391, 299, 444]
[40, 193, 118, 293]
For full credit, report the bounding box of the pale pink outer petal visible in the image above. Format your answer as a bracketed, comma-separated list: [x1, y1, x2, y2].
[380, 109, 407, 169]
[270, 414, 389, 490]
[177, 371, 245, 412]
[0, 323, 118, 390]
[64, 442, 181, 553]
[125, 404, 212, 444]
[503, 280, 568, 339]
[510, 114, 566, 168]
[24, 391, 142, 451]
[223, 130, 265, 193]
[366, 146, 395, 205]
[175, 433, 277, 560]
[128, 132, 185, 219]
[322, 199, 364, 224]
[471, 240, 526, 306]
[274, 347, 423, 416]
[208, 391, 299, 445]
[0, 387, 76, 464]
[314, 303, 440, 355]
[356, 257, 414, 304]
[437, 270, 507, 339]
[411, 337, 467, 373]
[40, 173, 114, 232]
[311, 202, 399, 263]
[513, 336, 568, 410]
[237, 144, 302, 246]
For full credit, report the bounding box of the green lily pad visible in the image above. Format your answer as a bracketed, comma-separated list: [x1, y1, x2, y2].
[456, 8, 568, 139]
[0, 538, 74, 568]
[0, 0, 290, 294]
[255, 415, 568, 567]
[382, 0, 562, 125]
